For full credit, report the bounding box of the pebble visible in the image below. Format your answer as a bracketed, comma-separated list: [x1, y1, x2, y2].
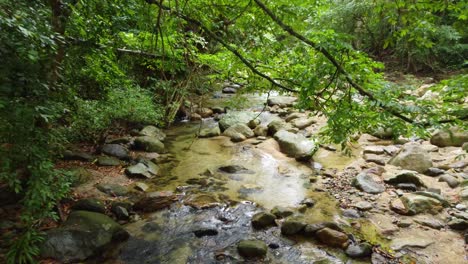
[455, 204, 467, 211]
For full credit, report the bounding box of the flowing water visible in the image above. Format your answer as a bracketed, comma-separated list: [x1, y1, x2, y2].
[114, 94, 373, 263]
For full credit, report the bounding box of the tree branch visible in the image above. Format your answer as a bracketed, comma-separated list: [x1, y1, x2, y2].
[148, 1, 298, 93]
[253, 0, 414, 124]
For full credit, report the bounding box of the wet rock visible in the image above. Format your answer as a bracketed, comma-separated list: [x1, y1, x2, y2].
[271, 206, 294, 218]
[447, 218, 468, 230]
[97, 156, 121, 166]
[111, 205, 130, 221]
[133, 191, 177, 212]
[223, 123, 254, 142]
[396, 219, 412, 228]
[430, 127, 468, 147]
[285, 113, 302, 122]
[450, 160, 468, 169]
[267, 96, 297, 107]
[391, 193, 443, 215]
[193, 225, 218, 237]
[268, 120, 292, 135]
[291, 117, 315, 129]
[300, 198, 316, 207]
[218, 165, 254, 174]
[237, 239, 267, 259]
[413, 191, 449, 207]
[315, 228, 349, 249]
[222, 86, 237, 93]
[371, 127, 394, 139]
[363, 146, 385, 155]
[71, 198, 106, 214]
[125, 160, 159, 179]
[247, 119, 261, 129]
[102, 144, 129, 160]
[424, 167, 445, 176]
[134, 136, 165, 153]
[134, 182, 149, 192]
[414, 216, 444, 229]
[274, 130, 316, 160]
[383, 170, 426, 187]
[345, 242, 372, 258]
[253, 125, 268, 137]
[63, 150, 94, 161]
[252, 212, 276, 228]
[281, 219, 306, 235]
[342, 209, 360, 218]
[139, 126, 166, 141]
[463, 142, 468, 152]
[438, 174, 460, 188]
[184, 193, 219, 209]
[196, 107, 213, 118]
[218, 111, 257, 131]
[41, 211, 129, 262]
[352, 172, 385, 194]
[211, 106, 225, 114]
[354, 201, 373, 211]
[364, 154, 386, 165]
[96, 183, 129, 197]
[388, 143, 432, 173]
[239, 184, 263, 195]
[190, 113, 202, 120]
[199, 126, 221, 138]
[390, 237, 434, 251]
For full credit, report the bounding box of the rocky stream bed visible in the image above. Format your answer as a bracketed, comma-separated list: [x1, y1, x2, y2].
[7, 86, 467, 263]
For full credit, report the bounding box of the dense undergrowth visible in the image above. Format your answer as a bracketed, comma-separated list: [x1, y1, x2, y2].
[0, 0, 466, 262]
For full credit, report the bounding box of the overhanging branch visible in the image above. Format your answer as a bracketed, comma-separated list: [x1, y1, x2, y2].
[253, 0, 414, 124]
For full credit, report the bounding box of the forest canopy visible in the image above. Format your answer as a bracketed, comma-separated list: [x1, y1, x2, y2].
[0, 0, 466, 262]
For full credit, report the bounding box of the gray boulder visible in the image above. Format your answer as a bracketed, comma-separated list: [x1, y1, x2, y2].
[101, 144, 129, 160]
[291, 117, 315, 129]
[352, 172, 385, 194]
[223, 123, 254, 142]
[199, 126, 221, 138]
[125, 160, 159, 179]
[267, 96, 297, 107]
[273, 130, 316, 160]
[218, 111, 257, 131]
[388, 143, 432, 173]
[134, 136, 165, 153]
[237, 239, 267, 259]
[139, 125, 166, 141]
[41, 211, 129, 262]
[383, 171, 426, 188]
[430, 127, 468, 147]
[96, 156, 121, 166]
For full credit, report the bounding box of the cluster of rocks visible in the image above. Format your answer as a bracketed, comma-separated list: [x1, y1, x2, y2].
[315, 125, 468, 258]
[196, 96, 318, 161]
[43, 125, 183, 262]
[243, 203, 374, 260]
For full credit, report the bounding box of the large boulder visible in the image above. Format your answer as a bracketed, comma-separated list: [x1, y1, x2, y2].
[223, 123, 254, 142]
[390, 193, 443, 215]
[430, 127, 468, 147]
[267, 120, 292, 136]
[41, 211, 129, 263]
[125, 160, 159, 179]
[134, 136, 165, 153]
[237, 239, 267, 259]
[352, 172, 385, 194]
[138, 125, 166, 141]
[291, 117, 315, 129]
[388, 143, 432, 173]
[383, 171, 426, 188]
[218, 111, 257, 131]
[267, 96, 297, 107]
[273, 130, 316, 160]
[251, 212, 276, 228]
[101, 144, 129, 160]
[199, 126, 221, 138]
[315, 228, 349, 249]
